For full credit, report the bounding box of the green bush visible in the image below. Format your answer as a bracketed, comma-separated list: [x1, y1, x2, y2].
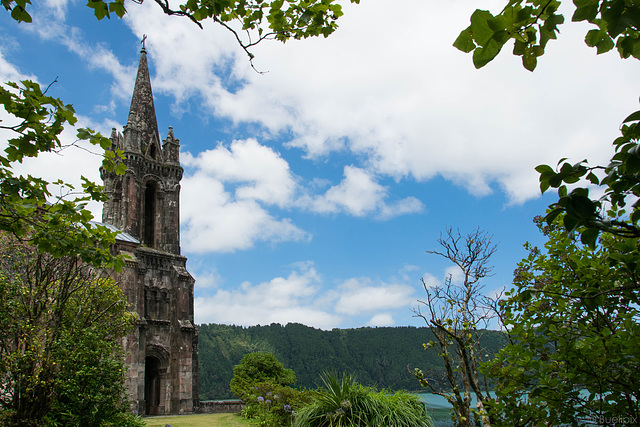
[293, 374, 432, 427]
[242, 382, 316, 427]
[231, 352, 296, 401]
[231, 352, 311, 427]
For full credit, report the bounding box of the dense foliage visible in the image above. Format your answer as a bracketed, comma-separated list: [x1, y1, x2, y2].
[484, 218, 640, 425]
[536, 108, 640, 247]
[198, 323, 508, 399]
[457, 0, 640, 251]
[0, 233, 141, 427]
[455, 0, 640, 71]
[231, 352, 314, 426]
[0, 80, 124, 270]
[2, 0, 360, 61]
[230, 352, 297, 400]
[455, 0, 640, 424]
[293, 373, 432, 427]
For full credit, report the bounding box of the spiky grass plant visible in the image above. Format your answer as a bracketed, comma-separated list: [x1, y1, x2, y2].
[293, 373, 432, 427]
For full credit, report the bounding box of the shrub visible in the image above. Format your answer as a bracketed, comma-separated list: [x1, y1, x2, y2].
[293, 374, 433, 427]
[231, 352, 296, 401]
[242, 382, 316, 427]
[231, 352, 311, 427]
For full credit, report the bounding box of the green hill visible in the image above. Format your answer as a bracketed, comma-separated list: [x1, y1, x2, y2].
[197, 323, 508, 400]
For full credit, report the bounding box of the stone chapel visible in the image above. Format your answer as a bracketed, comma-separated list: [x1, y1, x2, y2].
[99, 45, 199, 415]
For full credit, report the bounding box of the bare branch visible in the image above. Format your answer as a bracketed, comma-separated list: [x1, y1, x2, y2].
[415, 227, 501, 427]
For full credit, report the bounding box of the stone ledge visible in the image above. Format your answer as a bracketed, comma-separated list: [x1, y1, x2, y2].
[197, 400, 245, 414]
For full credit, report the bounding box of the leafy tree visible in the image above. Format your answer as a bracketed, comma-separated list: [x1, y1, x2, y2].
[485, 217, 640, 425]
[0, 80, 124, 270]
[0, 232, 141, 427]
[293, 373, 432, 427]
[454, 0, 640, 71]
[413, 227, 499, 427]
[535, 109, 640, 248]
[2, 0, 360, 62]
[230, 352, 307, 426]
[455, 0, 640, 249]
[230, 351, 296, 400]
[454, 0, 640, 423]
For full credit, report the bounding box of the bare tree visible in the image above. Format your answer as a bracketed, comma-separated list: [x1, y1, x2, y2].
[413, 227, 500, 427]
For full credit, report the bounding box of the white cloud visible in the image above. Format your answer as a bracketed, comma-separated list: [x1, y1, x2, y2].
[119, 0, 640, 207]
[367, 313, 396, 327]
[333, 277, 416, 316]
[180, 172, 309, 252]
[445, 265, 465, 285]
[123, 0, 245, 109]
[0, 50, 30, 82]
[300, 166, 424, 218]
[192, 269, 223, 290]
[180, 141, 425, 252]
[17, 3, 136, 102]
[13, 0, 640, 211]
[378, 197, 425, 220]
[194, 262, 344, 329]
[184, 138, 296, 207]
[306, 166, 387, 216]
[193, 262, 424, 329]
[180, 139, 311, 252]
[420, 273, 441, 290]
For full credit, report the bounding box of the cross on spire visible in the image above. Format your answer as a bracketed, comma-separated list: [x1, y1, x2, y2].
[141, 34, 147, 51]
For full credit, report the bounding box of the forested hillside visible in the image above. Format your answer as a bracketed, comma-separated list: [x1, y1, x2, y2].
[198, 323, 507, 400]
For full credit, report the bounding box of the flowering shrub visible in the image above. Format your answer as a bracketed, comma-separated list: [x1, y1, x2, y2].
[241, 382, 316, 427]
[231, 352, 314, 426]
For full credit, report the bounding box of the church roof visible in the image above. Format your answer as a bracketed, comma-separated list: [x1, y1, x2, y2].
[90, 221, 140, 244]
[127, 45, 160, 149]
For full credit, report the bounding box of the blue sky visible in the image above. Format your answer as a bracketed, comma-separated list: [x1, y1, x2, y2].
[2, 0, 640, 329]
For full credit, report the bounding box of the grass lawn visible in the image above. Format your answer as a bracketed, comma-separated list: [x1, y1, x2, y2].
[143, 413, 254, 427]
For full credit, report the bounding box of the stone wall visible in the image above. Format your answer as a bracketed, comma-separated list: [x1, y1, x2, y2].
[197, 400, 245, 414]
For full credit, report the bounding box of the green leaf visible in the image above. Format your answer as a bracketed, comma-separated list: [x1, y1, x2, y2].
[10, 4, 32, 22]
[108, 0, 126, 18]
[469, 9, 496, 47]
[522, 48, 538, 71]
[453, 27, 476, 53]
[585, 29, 615, 54]
[86, 0, 110, 20]
[513, 39, 527, 56]
[580, 227, 600, 247]
[572, 0, 599, 22]
[472, 37, 504, 69]
[536, 164, 555, 174]
[623, 110, 640, 123]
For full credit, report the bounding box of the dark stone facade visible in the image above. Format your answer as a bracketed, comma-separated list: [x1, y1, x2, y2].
[100, 47, 199, 415]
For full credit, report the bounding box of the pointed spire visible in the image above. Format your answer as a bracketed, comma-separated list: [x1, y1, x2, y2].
[126, 42, 160, 153]
[163, 126, 180, 163]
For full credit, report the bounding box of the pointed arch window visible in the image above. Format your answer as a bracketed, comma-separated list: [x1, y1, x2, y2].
[143, 182, 156, 247]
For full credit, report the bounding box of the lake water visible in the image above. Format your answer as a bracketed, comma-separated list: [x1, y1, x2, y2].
[418, 393, 494, 427]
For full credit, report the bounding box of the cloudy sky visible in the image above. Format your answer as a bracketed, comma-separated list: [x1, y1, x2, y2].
[2, 0, 639, 329]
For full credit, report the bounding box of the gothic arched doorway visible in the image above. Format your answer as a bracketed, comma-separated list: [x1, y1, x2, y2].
[144, 356, 161, 415]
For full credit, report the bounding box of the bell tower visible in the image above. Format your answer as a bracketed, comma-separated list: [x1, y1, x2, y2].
[101, 43, 199, 415]
[102, 44, 182, 255]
